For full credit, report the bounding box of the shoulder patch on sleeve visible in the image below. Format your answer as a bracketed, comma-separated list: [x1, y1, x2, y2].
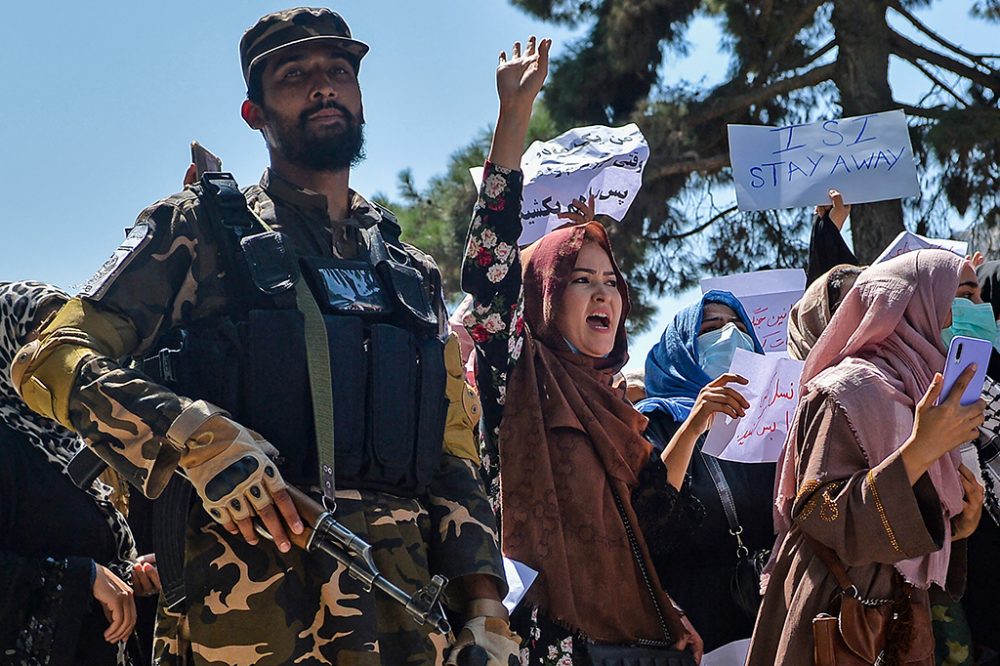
[77, 221, 152, 300]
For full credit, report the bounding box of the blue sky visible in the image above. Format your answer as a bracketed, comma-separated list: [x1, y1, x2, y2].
[0, 2, 993, 369]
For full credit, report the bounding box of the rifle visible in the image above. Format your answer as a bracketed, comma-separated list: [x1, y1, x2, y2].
[68, 448, 451, 635]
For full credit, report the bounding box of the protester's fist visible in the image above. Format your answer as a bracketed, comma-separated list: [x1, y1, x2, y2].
[814, 189, 851, 230]
[952, 463, 985, 540]
[905, 370, 985, 474]
[496, 36, 550, 112]
[92, 563, 136, 644]
[684, 373, 750, 436]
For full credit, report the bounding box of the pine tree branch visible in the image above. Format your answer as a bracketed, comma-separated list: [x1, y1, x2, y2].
[647, 154, 730, 181]
[894, 103, 951, 120]
[792, 39, 837, 71]
[888, 0, 998, 67]
[699, 62, 836, 122]
[757, 0, 828, 80]
[651, 205, 739, 241]
[906, 58, 971, 107]
[889, 30, 1000, 93]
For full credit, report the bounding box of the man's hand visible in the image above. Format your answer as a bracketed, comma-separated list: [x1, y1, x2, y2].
[173, 404, 303, 552]
[446, 616, 521, 666]
[92, 563, 136, 644]
[131, 553, 161, 597]
[814, 189, 851, 230]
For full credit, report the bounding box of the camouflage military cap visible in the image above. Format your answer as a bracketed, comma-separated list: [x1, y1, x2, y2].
[240, 7, 370, 85]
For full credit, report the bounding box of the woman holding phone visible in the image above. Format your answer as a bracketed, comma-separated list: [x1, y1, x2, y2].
[747, 250, 985, 666]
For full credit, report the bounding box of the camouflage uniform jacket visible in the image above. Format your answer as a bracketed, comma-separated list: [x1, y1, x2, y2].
[21, 169, 504, 666]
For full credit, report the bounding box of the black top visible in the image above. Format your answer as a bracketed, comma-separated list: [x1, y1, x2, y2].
[806, 210, 859, 286]
[641, 410, 777, 651]
[0, 421, 123, 665]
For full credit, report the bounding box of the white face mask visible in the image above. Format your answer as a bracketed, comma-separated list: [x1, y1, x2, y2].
[697, 322, 756, 380]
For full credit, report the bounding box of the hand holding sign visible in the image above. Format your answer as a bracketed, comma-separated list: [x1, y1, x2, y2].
[473, 123, 648, 245]
[687, 373, 751, 436]
[702, 349, 805, 463]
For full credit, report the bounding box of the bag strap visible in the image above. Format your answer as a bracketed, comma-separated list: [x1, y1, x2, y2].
[699, 448, 749, 558]
[608, 485, 675, 647]
[803, 534, 856, 593]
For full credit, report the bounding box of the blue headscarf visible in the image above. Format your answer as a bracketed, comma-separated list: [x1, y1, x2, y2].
[636, 289, 763, 423]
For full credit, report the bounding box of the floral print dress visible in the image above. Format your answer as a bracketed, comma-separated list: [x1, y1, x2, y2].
[461, 162, 679, 665]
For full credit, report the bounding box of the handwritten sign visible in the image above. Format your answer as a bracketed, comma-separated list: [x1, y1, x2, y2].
[874, 230, 968, 264]
[702, 348, 805, 463]
[700, 269, 806, 355]
[471, 124, 648, 245]
[728, 109, 919, 211]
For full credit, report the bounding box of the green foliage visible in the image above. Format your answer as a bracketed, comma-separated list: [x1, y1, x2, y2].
[388, 0, 999, 328]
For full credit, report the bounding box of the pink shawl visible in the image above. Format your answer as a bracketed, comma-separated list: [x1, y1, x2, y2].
[775, 249, 966, 588]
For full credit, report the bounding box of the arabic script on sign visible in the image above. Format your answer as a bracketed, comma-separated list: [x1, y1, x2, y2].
[700, 268, 806, 355]
[702, 348, 805, 464]
[471, 123, 649, 245]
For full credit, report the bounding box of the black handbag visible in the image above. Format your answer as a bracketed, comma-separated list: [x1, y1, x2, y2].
[700, 449, 770, 621]
[583, 487, 697, 666]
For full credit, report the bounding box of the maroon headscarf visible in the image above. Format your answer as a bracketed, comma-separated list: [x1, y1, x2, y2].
[499, 222, 686, 644]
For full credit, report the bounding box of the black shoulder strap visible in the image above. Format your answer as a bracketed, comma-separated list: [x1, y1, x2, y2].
[699, 447, 748, 558]
[192, 173, 282, 309]
[371, 201, 404, 248]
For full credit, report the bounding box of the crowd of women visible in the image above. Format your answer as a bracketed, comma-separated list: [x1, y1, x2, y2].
[2, 34, 997, 666]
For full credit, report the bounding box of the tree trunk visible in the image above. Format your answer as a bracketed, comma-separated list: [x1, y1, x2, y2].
[831, 0, 906, 262]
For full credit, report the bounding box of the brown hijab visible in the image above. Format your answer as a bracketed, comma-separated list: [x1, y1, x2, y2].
[787, 264, 864, 361]
[499, 222, 685, 644]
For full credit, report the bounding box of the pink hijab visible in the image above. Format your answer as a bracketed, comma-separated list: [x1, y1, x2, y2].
[775, 249, 966, 589]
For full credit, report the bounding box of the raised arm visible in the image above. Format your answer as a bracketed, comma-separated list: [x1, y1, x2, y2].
[460, 37, 549, 449]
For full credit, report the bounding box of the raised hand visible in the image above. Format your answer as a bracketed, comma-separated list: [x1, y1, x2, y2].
[496, 36, 551, 113]
[813, 189, 851, 230]
[489, 36, 551, 170]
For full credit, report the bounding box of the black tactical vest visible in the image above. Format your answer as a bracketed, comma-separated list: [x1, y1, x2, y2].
[144, 175, 448, 498]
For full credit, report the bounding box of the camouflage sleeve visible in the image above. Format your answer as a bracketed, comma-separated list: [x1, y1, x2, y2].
[425, 454, 507, 599]
[14, 193, 220, 498]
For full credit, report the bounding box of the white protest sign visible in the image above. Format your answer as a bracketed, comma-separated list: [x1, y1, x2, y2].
[471, 123, 648, 245]
[703, 348, 805, 463]
[701, 639, 751, 666]
[700, 268, 806, 355]
[728, 109, 919, 211]
[501, 556, 539, 614]
[874, 230, 969, 264]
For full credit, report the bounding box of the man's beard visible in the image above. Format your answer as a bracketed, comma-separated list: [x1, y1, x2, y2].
[265, 99, 365, 172]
